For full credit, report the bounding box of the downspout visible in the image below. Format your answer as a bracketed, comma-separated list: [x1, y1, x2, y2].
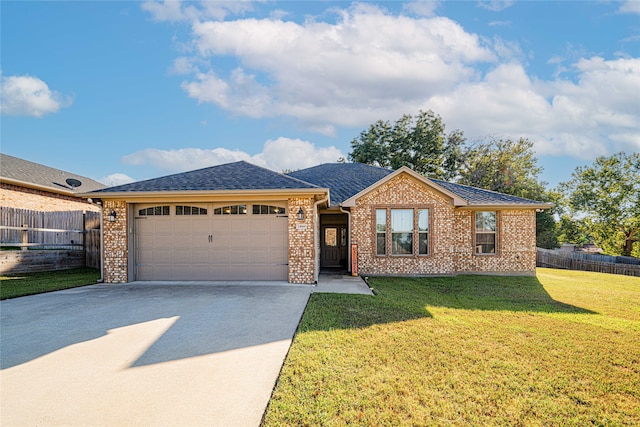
[339, 205, 352, 275]
[313, 194, 330, 284]
[98, 201, 104, 283]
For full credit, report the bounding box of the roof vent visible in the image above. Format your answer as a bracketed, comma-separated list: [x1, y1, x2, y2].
[65, 178, 82, 189]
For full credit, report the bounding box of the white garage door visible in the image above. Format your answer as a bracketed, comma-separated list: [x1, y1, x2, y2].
[134, 203, 288, 281]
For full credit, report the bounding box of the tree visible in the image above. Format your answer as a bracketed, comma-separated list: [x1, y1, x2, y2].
[559, 152, 640, 257]
[349, 110, 465, 179]
[457, 137, 546, 201]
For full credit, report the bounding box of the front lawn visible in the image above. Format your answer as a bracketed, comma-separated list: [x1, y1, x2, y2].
[263, 269, 640, 426]
[0, 268, 100, 300]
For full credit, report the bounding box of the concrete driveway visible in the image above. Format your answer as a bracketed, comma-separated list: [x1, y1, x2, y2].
[0, 282, 312, 426]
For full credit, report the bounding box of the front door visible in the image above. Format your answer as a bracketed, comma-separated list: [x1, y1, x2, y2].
[321, 226, 347, 268]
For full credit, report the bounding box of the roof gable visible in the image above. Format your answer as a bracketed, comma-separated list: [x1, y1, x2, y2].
[0, 153, 106, 195]
[89, 161, 320, 194]
[341, 166, 467, 207]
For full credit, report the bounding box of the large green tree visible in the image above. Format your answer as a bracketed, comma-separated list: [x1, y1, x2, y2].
[559, 152, 640, 257]
[457, 137, 546, 200]
[348, 110, 465, 179]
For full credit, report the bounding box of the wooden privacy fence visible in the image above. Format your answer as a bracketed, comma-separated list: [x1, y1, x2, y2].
[0, 208, 101, 273]
[536, 248, 640, 277]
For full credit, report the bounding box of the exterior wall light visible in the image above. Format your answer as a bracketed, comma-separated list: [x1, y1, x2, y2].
[297, 207, 305, 221]
[108, 210, 117, 222]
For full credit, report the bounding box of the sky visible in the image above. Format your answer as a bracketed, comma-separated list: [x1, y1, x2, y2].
[1, 0, 639, 190]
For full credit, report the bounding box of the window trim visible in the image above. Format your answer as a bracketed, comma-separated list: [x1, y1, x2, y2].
[372, 206, 432, 257]
[473, 210, 499, 256]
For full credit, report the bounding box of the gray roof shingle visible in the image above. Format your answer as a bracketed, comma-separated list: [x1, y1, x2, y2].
[0, 153, 106, 194]
[288, 163, 393, 206]
[89, 161, 320, 193]
[430, 179, 548, 206]
[289, 163, 549, 207]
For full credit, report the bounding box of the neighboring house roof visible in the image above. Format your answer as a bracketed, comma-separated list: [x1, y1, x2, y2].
[291, 163, 552, 209]
[287, 163, 393, 206]
[0, 153, 106, 195]
[88, 161, 322, 196]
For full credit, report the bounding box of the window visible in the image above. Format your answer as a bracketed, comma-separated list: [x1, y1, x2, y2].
[176, 206, 207, 215]
[391, 209, 413, 255]
[325, 228, 337, 247]
[252, 204, 286, 215]
[475, 211, 497, 254]
[214, 205, 247, 215]
[138, 206, 170, 216]
[375, 207, 430, 256]
[376, 209, 386, 255]
[418, 209, 429, 255]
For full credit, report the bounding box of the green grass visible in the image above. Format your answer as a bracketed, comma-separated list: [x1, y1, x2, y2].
[0, 268, 100, 300]
[263, 269, 640, 426]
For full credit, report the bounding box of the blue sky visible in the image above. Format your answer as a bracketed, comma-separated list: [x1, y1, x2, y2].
[2, 1, 639, 189]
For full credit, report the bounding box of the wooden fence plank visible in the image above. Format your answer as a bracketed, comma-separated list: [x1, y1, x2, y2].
[536, 248, 640, 277]
[0, 207, 101, 271]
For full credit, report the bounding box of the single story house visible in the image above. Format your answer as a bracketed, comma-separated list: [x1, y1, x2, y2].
[0, 153, 105, 212]
[84, 161, 552, 284]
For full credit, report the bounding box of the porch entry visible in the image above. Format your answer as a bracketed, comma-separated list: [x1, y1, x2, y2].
[320, 213, 349, 269]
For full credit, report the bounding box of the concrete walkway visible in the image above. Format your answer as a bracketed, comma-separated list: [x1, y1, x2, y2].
[315, 273, 374, 295]
[0, 283, 311, 427]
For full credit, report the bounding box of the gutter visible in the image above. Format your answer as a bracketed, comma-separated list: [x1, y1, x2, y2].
[98, 202, 104, 283]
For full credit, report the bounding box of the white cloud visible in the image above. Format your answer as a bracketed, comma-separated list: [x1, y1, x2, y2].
[180, 4, 494, 131]
[141, 0, 187, 22]
[144, 2, 639, 161]
[619, 0, 640, 15]
[99, 173, 136, 187]
[403, 1, 441, 17]
[477, 1, 514, 12]
[0, 74, 71, 117]
[429, 58, 640, 157]
[121, 138, 345, 173]
[142, 0, 254, 22]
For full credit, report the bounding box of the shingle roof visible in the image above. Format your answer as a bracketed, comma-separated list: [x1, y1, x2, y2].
[0, 153, 106, 194]
[430, 179, 548, 206]
[89, 161, 320, 194]
[288, 163, 393, 206]
[290, 163, 549, 207]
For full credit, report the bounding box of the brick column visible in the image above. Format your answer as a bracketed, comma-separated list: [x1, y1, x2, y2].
[103, 200, 128, 283]
[287, 197, 315, 284]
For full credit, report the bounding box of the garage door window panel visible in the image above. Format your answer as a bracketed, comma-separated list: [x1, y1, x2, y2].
[214, 205, 247, 215]
[138, 206, 170, 216]
[176, 205, 207, 215]
[253, 204, 286, 215]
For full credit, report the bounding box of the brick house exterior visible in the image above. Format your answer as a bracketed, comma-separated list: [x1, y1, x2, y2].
[1, 154, 105, 213]
[86, 161, 551, 284]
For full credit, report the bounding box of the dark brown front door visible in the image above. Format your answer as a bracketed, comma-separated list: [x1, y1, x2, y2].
[321, 226, 347, 268]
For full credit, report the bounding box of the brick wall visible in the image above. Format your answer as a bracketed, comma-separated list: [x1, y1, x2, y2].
[287, 197, 315, 284]
[103, 200, 128, 283]
[453, 209, 536, 274]
[1, 183, 100, 212]
[350, 172, 537, 276]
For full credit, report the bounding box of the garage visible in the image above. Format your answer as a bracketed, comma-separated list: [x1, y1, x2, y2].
[134, 203, 288, 281]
